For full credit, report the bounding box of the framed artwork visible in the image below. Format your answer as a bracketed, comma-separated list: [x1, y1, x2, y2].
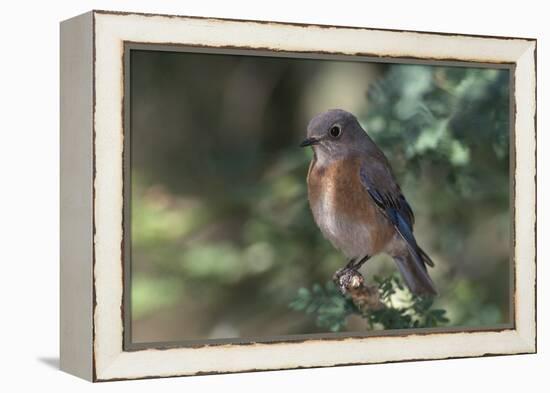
[60, 10, 537, 381]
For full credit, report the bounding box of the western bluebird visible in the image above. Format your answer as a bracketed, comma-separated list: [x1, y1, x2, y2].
[301, 109, 437, 296]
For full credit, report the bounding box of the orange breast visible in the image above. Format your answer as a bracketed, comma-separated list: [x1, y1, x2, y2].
[307, 156, 395, 256]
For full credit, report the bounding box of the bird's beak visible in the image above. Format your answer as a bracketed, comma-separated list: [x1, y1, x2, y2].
[300, 137, 319, 147]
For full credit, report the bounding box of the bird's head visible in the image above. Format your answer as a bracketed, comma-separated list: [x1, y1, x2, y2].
[300, 109, 370, 160]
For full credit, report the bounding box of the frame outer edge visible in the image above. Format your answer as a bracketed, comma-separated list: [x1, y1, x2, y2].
[510, 41, 537, 353]
[91, 11, 538, 380]
[59, 11, 95, 381]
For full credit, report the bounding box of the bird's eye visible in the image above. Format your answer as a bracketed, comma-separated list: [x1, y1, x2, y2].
[329, 125, 341, 138]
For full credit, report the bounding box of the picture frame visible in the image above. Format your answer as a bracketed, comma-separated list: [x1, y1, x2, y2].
[60, 10, 537, 382]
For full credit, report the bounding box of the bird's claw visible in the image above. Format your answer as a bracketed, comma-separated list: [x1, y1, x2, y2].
[333, 267, 365, 296]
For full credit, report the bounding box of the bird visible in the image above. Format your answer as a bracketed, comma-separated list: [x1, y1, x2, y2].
[300, 109, 437, 296]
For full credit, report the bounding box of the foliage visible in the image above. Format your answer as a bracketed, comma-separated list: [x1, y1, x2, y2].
[364, 66, 510, 206]
[289, 275, 449, 332]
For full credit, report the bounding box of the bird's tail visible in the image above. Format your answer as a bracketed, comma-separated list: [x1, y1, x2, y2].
[393, 251, 437, 296]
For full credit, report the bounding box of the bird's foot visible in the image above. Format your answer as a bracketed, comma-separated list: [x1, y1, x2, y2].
[332, 267, 385, 312]
[333, 267, 364, 296]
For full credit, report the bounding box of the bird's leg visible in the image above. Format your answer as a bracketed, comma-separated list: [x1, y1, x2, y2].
[352, 254, 371, 270]
[345, 257, 357, 269]
[334, 255, 370, 278]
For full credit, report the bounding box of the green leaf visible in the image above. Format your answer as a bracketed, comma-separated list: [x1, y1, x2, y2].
[297, 287, 310, 298]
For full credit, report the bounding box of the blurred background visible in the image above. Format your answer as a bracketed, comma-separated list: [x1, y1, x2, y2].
[129, 49, 511, 344]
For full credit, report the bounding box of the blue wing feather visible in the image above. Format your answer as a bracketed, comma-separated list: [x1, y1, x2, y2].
[360, 165, 433, 269]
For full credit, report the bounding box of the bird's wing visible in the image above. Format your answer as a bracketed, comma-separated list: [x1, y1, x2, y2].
[359, 161, 434, 269]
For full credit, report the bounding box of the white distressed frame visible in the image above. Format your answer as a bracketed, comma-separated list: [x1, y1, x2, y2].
[61, 10, 536, 382]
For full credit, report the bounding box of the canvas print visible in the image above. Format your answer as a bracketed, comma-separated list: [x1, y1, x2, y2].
[127, 48, 511, 346]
